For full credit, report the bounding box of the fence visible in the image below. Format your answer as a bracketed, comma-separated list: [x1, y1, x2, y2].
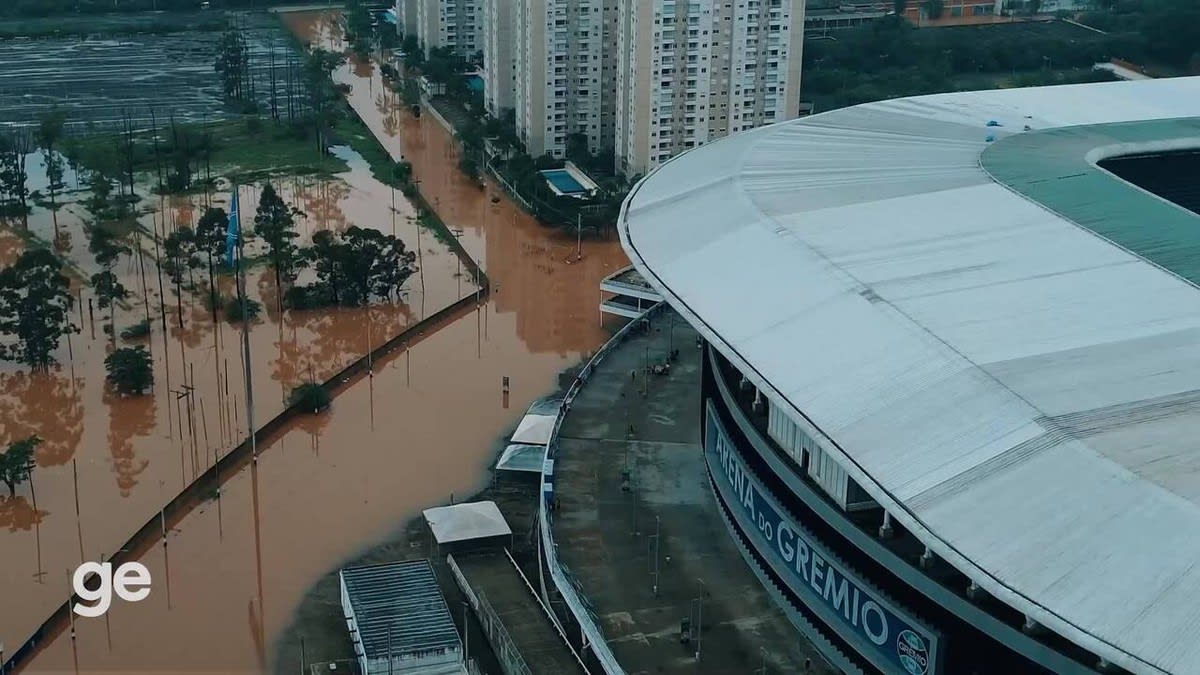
[537, 301, 666, 675]
[448, 554, 533, 675]
[2, 275, 490, 675]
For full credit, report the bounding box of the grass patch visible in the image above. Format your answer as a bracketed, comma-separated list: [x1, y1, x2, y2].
[70, 117, 349, 189]
[332, 112, 405, 188]
[208, 118, 348, 179]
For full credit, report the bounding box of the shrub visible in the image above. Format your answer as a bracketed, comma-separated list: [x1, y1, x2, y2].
[105, 346, 154, 395]
[224, 296, 261, 323]
[288, 382, 330, 413]
[120, 318, 151, 341]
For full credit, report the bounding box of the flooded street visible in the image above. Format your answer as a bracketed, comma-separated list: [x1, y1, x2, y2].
[9, 9, 627, 674]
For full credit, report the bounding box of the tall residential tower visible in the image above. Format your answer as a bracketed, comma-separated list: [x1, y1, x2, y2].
[614, 0, 805, 177]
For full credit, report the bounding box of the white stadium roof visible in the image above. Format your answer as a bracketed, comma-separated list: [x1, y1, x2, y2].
[619, 77, 1200, 674]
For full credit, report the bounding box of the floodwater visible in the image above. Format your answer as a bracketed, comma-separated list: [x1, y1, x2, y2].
[0, 138, 467, 663]
[9, 9, 629, 675]
[0, 12, 303, 131]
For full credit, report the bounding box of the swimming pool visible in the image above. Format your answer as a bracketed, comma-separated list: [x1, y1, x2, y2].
[541, 169, 587, 195]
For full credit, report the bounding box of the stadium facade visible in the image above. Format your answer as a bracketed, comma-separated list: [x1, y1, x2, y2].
[618, 77, 1200, 675]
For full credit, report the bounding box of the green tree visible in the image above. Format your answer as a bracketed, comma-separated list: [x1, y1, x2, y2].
[0, 249, 77, 371]
[214, 23, 249, 102]
[288, 382, 330, 412]
[254, 183, 300, 306]
[295, 227, 416, 307]
[302, 48, 347, 154]
[344, 0, 374, 55]
[91, 270, 128, 340]
[893, 0, 908, 13]
[105, 345, 153, 395]
[163, 226, 199, 288]
[36, 108, 68, 239]
[0, 129, 32, 217]
[194, 207, 228, 321]
[0, 435, 39, 496]
[923, 0, 945, 18]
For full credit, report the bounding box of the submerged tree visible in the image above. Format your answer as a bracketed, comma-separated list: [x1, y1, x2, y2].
[194, 207, 228, 322]
[0, 249, 77, 371]
[254, 184, 300, 308]
[292, 226, 416, 307]
[0, 435, 40, 497]
[0, 129, 32, 218]
[91, 269, 128, 341]
[105, 346, 154, 396]
[36, 109, 68, 240]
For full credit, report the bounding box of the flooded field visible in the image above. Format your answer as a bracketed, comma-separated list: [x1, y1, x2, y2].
[0, 140, 469, 665]
[7, 8, 629, 675]
[0, 12, 303, 131]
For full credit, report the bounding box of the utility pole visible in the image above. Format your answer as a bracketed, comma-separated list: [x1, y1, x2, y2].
[575, 212, 582, 261]
[695, 578, 704, 662]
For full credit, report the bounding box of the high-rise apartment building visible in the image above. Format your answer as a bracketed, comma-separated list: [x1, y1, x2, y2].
[614, 0, 805, 176]
[413, 0, 484, 58]
[510, 0, 619, 160]
[395, 0, 419, 38]
[477, 0, 804, 174]
[482, 0, 516, 115]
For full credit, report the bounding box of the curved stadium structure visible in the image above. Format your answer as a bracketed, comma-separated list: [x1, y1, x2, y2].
[618, 77, 1200, 675]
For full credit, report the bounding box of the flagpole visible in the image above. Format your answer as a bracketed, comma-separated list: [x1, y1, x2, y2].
[232, 185, 258, 464]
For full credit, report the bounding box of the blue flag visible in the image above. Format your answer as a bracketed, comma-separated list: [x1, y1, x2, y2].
[225, 187, 240, 267]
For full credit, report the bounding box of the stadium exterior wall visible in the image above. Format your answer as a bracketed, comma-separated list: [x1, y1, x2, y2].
[700, 344, 1104, 674]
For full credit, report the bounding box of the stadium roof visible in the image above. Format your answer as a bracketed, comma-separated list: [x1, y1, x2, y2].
[619, 77, 1200, 675]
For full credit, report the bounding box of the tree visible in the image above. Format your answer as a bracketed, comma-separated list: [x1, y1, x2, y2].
[0, 129, 31, 217]
[288, 382, 330, 413]
[0, 249, 76, 371]
[254, 183, 300, 306]
[923, 0, 945, 18]
[294, 227, 416, 307]
[214, 22, 250, 103]
[163, 226, 199, 288]
[893, 0, 908, 14]
[344, 0, 374, 56]
[302, 48, 347, 154]
[36, 109, 68, 240]
[0, 435, 39, 496]
[91, 269, 128, 340]
[194, 207, 228, 321]
[105, 346, 153, 395]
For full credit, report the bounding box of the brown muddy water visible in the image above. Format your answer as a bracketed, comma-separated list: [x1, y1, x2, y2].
[1, 140, 465, 666]
[8, 9, 628, 674]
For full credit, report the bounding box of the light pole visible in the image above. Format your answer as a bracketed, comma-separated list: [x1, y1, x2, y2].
[462, 601, 470, 664]
[651, 515, 660, 596]
[695, 578, 704, 661]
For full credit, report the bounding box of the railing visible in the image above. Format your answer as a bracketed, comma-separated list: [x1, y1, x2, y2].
[538, 301, 666, 675]
[448, 554, 532, 675]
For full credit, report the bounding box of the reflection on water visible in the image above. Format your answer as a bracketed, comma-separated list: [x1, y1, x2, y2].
[0, 496, 47, 533]
[103, 389, 156, 497]
[0, 368, 84, 468]
[0, 125, 463, 656]
[10, 9, 630, 674]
